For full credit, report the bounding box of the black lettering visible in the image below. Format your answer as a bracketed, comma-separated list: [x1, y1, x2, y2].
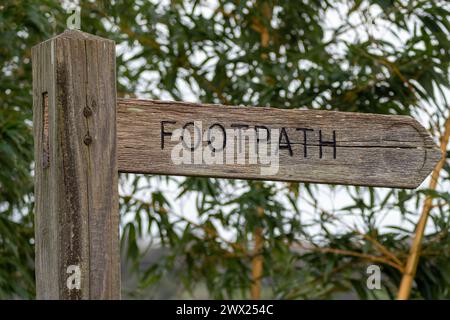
[254, 125, 271, 143]
[255, 125, 271, 154]
[161, 120, 176, 149]
[319, 130, 336, 159]
[182, 122, 202, 151]
[279, 127, 293, 156]
[207, 123, 226, 152]
[231, 124, 249, 153]
[296, 128, 314, 157]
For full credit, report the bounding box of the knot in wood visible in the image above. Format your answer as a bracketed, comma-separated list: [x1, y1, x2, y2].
[83, 106, 93, 117]
[83, 134, 92, 146]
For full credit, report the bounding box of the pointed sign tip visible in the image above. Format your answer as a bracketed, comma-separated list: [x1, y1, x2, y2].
[413, 146, 443, 189]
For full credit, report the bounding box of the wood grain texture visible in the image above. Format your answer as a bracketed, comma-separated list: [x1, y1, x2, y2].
[33, 30, 120, 299]
[33, 32, 59, 300]
[117, 99, 441, 188]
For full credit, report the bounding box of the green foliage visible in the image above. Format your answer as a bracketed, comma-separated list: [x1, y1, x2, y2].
[0, 0, 64, 298]
[0, 0, 449, 299]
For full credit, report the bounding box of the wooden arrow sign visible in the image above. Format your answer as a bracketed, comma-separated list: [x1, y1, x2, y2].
[117, 98, 441, 188]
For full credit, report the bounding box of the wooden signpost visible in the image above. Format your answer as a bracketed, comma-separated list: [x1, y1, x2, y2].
[118, 99, 440, 188]
[32, 30, 441, 299]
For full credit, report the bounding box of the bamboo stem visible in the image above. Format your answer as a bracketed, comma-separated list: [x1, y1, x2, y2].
[397, 115, 450, 300]
[251, 207, 264, 300]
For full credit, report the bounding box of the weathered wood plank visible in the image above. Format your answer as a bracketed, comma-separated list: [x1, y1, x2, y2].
[117, 99, 441, 188]
[33, 34, 59, 300]
[33, 30, 120, 299]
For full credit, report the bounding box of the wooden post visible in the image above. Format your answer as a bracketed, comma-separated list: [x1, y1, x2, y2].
[32, 30, 120, 299]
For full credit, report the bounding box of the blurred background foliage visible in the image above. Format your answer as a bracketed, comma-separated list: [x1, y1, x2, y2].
[0, 0, 449, 299]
